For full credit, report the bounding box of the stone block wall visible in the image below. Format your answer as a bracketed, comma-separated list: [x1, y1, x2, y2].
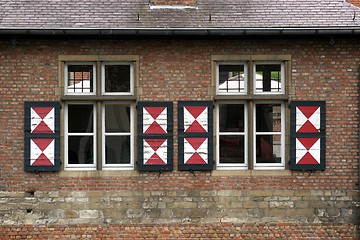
[0, 190, 358, 226]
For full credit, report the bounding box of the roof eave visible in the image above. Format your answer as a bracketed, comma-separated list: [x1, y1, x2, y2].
[1, 27, 360, 36]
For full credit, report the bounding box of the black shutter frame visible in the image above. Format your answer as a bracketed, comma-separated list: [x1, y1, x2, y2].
[137, 101, 173, 172]
[178, 101, 214, 171]
[24, 101, 61, 172]
[289, 101, 326, 171]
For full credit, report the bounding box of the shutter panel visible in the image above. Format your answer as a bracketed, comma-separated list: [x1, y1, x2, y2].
[290, 101, 326, 170]
[24, 102, 61, 172]
[137, 102, 173, 172]
[178, 101, 213, 171]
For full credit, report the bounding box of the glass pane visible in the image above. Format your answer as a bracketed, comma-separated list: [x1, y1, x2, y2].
[255, 64, 282, 93]
[105, 136, 130, 164]
[219, 135, 244, 163]
[67, 65, 93, 93]
[105, 104, 130, 133]
[105, 65, 131, 92]
[218, 64, 245, 93]
[255, 135, 281, 163]
[256, 104, 281, 132]
[68, 136, 94, 164]
[68, 105, 93, 133]
[219, 104, 244, 132]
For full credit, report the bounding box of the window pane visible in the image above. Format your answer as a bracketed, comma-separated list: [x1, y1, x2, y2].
[67, 65, 93, 93]
[255, 64, 282, 93]
[219, 135, 244, 163]
[105, 104, 130, 133]
[219, 104, 244, 132]
[105, 65, 131, 92]
[68, 105, 93, 133]
[255, 135, 281, 163]
[68, 136, 94, 164]
[256, 104, 281, 132]
[218, 64, 245, 93]
[105, 136, 130, 164]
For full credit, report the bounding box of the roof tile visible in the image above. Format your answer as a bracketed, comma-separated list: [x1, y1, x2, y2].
[0, 0, 359, 30]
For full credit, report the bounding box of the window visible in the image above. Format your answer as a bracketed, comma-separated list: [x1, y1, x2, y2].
[61, 56, 138, 170]
[213, 56, 290, 170]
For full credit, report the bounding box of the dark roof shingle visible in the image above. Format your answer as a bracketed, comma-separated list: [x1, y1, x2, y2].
[0, 0, 359, 34]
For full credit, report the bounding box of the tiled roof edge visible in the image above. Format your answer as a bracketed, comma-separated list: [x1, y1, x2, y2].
[1, 27, 360, 36]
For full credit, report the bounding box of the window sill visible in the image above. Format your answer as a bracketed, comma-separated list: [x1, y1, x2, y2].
[61, 95, 137, 101]
[214, 95, 288, 101]
[211, 170, 291, 177]
[58, 170, 140, 178]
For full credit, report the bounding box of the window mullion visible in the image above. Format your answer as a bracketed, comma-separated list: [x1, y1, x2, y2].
[96, 101, 102, 170]
[248, 61, 254, 96]
[248, 100, 254, 170]
[96, 61, 102, 95]
[96, 62, 102, 170]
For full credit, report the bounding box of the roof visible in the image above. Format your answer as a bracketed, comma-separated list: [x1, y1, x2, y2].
[0, 0, 359, 36]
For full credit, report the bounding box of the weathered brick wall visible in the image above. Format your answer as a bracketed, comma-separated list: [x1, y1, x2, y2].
[0, 36, 359, 238]
[348, 0, 360, 7]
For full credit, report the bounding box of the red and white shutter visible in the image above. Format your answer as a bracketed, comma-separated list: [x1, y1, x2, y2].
[24, 102, 60, 172]
[290, 101, 326, 170]
[137, 102, 173, 171]
[178, 101, 213, 171]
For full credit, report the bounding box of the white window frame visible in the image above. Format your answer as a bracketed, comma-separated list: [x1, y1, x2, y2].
[253, 62, 285, 95]
[102, 102, 134, 170]
[101, 62, 134, 96]
[253, 101, 285, 170]
[216, 62, 248, 95]
[64, 102, 97, 170]
[64, 62, 96, 96]
[216, 101, 248, 170]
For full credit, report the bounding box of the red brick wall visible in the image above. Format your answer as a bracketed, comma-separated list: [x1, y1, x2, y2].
[1, 37, 358, 191]
[348, 0, 360, 7]
[0, 36, 359, 238]
[0, 223, 357, 239]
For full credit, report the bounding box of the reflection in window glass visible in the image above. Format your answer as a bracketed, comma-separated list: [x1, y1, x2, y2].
[104, 65, 131, 93]
[218, 104, 245, 164]
[255, 104, 282, 164]
[105, 104, 130, 132]
[104, 104, 131, 165]
[67, 104, 95, 165]
[68, 105, 94, 133]
[67, 65, 93, 93]
[219, 104, 244, 132]
[105, 136, 130, 164]
[218, 64, 245, 93]
[256, 104, 282, 132]
[68, 136, 94, 164]
[255, 64, 282, 93]
[220, 135, 245, 163]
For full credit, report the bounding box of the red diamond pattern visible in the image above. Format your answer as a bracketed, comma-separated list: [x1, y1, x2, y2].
[143, 139, 167, 165]
[296, 137, 320, 165]
[184, 137, 208, 164]
[30, 138, 55, 166]
[296, 106, 320, 133]
[143, 107, 167, 134]
[31, 107, 55, 133]
[184, 106, 208, 133]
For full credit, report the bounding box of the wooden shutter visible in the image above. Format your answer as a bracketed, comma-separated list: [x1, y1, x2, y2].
[137, 102, 173, 171]
[290, 101, 326, 170]
[178, 101, 213, 171]
[24, 102, 61, 172]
